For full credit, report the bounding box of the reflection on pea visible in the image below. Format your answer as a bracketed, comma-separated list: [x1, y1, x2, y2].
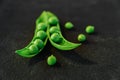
[29, 45, 39, 54]
[49, 26, 59, 34]
[37, 23, 47, 31]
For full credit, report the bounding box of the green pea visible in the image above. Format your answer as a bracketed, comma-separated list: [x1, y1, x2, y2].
[50, 33, 62, 43]
[47, 55, 57, 66]
[64, 22, 74, 29]
[85, 25, 95, 34]
[78, 34, 86, 42]
[29, 45, 38, 54]
[37, 23, 47, 31]
[48, 17, 59, 25]
[49, 26, 59, 34]
[36, 30, 47, 40]
[34, 39, 44, 48]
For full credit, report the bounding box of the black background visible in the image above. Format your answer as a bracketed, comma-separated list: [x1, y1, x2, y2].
[0, 0, 120, 80]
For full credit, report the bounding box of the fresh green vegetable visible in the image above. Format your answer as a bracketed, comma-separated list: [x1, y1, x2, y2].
[29, 45, 39, 53]
[37, 23, 47, 31]
[15, 11, 82, 58]
[47, 11, 81, 50]
[64, 22, 74, 29]
[49, 26, 59, 34]
[85, 25, 95, 34]
[47, 55, 57, 66]
[36, 30, 47, 40]
[48, 17, 59, 25]
[34, 39, 44, 48]
[50, 33, 63, 43]
[78, 34, 86, 42]
[15, 11, 48, 58]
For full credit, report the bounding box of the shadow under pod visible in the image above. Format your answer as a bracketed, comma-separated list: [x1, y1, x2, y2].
[60, 50, 97, 65]
[28, 40, 97, 66]
[87, 31, 99, 36]
[46, 62, 61, 68]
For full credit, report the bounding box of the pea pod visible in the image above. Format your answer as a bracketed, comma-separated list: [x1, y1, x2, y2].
[15, 11, 48, 58]
[47, 11, 81, 50]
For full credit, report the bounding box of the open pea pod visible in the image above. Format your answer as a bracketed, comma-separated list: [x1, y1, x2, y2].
[15, 11, 48, 58]
[47, 11, 81, 50]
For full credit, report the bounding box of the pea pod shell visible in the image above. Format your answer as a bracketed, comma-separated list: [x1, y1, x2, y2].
[47, 11, 81, 50]
[15, 11, 48, 58]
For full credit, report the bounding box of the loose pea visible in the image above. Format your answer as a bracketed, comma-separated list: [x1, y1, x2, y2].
[64, 22, 74, 29]
[47, 55, 57, 66]
[48, 17, 59, 25]
[50, 33, 62, 43]
[29, 45, 38, 54]
[34, 39, 44, 48]
[85, 25, 95, 34]
[49, 26, 59, 34]
[78, 34, 86, 42]
[36, 30, 47, 40]
[37, 23, 47, 31]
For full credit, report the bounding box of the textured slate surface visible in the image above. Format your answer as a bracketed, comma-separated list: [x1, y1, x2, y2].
[0, 0, 120, 80]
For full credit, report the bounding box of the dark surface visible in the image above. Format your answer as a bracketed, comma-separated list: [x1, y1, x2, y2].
[0, 0, 120, 80]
